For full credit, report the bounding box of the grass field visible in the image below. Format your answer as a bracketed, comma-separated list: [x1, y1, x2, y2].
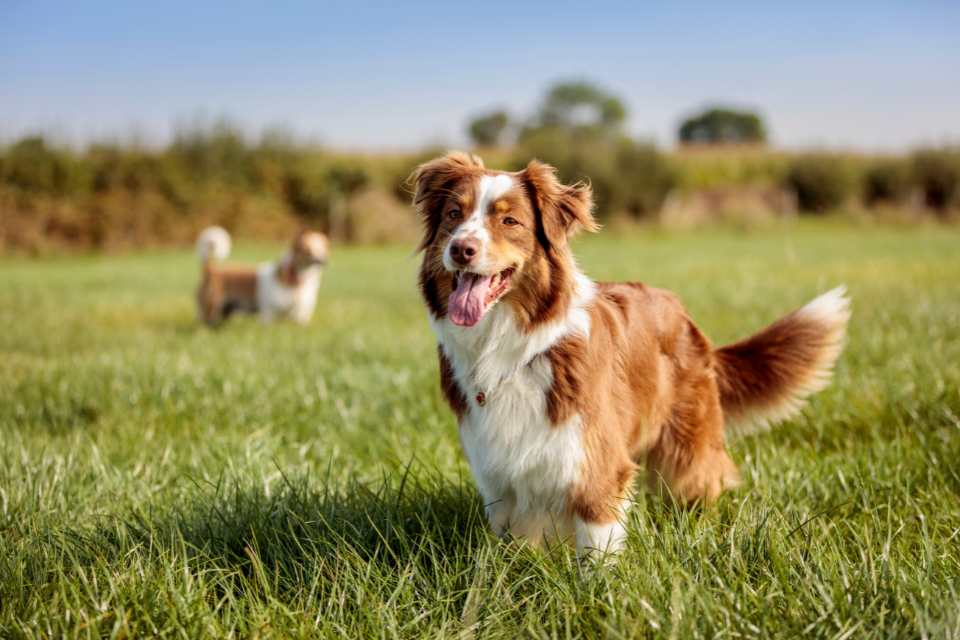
[2, 221, 959, 638]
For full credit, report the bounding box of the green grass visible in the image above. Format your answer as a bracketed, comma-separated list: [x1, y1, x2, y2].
[2, 220, 959, 638]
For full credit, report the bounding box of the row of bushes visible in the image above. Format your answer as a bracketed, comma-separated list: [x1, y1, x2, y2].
[0, 128, 405, 217]
[670, 146, 960, 215]
[0, 127, 438, 251]
[785, 149, 960, 213]
[502, 141, 960, 220]
[1, 127, 959, 253]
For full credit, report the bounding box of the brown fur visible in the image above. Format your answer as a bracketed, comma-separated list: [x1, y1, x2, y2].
[411, 155, 590, 331]
[714, 306, 843, 429]
[412, 152, 849, 530]
[197, 229, 327, 326]
[438, 347, 468, 420]
[198, 264, 259, 325]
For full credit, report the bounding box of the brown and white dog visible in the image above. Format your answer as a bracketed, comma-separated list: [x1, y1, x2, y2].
[412, 152, 850, 558]
[195, 226, 328, 326]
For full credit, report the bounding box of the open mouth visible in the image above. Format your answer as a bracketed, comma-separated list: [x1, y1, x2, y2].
[448, 267, 515, 327]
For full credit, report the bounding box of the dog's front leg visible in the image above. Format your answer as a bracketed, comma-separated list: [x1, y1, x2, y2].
[258, 307, 276, 324]
[572, 494, 633, 562]
[289, 304, 313, 325]
[290, 288, 318, 325]
[484, 492, 516, 538]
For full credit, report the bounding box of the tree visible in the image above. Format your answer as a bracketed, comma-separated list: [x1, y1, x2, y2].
[513, 81, 674, 220]
[467, 110, 510, 147]
[532, 80, 626, 134]
[678, 107, 767, 145]
[2, 136, 83, 195]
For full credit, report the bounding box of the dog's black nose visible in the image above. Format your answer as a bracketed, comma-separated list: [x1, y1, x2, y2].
[450, 238, 479, 265]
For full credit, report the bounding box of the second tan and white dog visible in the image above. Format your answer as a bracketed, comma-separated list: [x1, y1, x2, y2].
[412, 152, 851, 559]
[195, 226, 328, 326]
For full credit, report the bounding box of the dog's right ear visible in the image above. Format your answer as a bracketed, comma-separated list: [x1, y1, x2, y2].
[408, 151, 484, 252]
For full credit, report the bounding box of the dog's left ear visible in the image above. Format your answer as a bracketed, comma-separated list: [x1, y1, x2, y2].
[522, 160, 598, 251]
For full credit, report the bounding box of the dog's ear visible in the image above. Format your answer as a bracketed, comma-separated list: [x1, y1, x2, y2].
[408, 151, 484, 252]
[521, 160, 598, 251]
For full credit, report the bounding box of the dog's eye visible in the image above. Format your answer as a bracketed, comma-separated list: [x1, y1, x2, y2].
[502, 216, 519, 226]
[448, 208, 462, 221]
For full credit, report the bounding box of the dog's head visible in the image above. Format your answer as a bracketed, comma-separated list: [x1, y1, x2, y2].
[412, 152, 597, 328]
[290, 230, 329, 269]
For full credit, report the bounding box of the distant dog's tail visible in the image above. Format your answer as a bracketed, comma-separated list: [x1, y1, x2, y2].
[714, 286, 851, 434]
[196, 226, 231, 266]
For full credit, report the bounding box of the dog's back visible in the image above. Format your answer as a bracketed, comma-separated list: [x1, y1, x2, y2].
[195, 226, 259, 326]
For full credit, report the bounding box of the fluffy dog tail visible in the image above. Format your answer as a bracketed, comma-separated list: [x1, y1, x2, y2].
[714, 286, 851, 434]
[196, 226, 231, 265]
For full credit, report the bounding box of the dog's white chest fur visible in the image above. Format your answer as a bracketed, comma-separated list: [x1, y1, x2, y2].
[458, 354, 583, 516]
[256, 263, 320, 323]
[431, 273, 596, 532]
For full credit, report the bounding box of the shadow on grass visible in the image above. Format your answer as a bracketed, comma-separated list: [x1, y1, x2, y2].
[120, 464, 489, 591]
[1, 465, 520, 631]
[146, 466, 745, 582]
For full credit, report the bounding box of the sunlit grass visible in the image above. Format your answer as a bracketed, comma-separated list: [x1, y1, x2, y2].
[1, 220, 959, 637]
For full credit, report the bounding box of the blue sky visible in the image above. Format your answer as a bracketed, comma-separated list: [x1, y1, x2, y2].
[2, 1, 958, 150]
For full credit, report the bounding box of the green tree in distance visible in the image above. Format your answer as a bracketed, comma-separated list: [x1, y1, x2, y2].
[467, 110, 510, 147]
[678, 107, 767, 145]
[514, 80, 674, 219]
[531, 80, 626, 134]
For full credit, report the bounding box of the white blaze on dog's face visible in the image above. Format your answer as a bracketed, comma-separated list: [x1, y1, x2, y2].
[292, 230, 329, 267]
[441, 174, 513, 273]
[439, 173, 540, 326]
[413, 152, 596, 328]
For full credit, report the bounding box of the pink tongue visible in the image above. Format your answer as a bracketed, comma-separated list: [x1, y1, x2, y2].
[449, 273, 494, 327]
